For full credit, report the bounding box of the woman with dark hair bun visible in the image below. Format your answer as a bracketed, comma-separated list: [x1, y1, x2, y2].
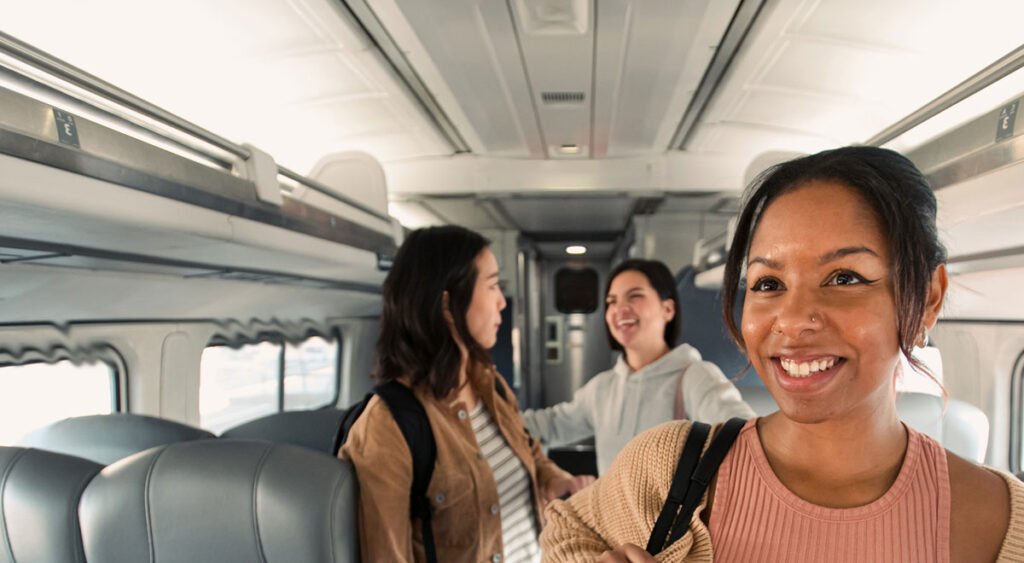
[541, 147, 1024, 562]
[522, 258, 753, 476]
[342, 225, 590, 563]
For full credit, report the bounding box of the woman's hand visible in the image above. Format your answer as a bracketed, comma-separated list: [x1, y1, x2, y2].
[543, 474, 597, 502]
[597, 543, 656, 562]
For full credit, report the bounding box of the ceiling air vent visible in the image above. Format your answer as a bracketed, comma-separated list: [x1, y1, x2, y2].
[542, 91, 585, 105]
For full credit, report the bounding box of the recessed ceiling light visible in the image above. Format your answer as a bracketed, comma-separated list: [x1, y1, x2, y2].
[565, 245, 587, 255]
[559, 144, 580, 154]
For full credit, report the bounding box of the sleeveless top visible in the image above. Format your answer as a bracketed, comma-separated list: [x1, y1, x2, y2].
[709, 419, 950, 563]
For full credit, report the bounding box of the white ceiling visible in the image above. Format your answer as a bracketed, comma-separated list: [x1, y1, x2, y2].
[0, 0, 452, 173]
[690, 0, 1024, 158]
[3, 0, 1024, 236]
[371, 0, 739, 158]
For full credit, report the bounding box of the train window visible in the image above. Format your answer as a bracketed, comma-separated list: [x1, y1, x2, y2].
[200, 340, 282, 433]
[200, 333, 341, 433]
[0, 360, 116, 446]
[555, 267, 599, 314]
[1011, 350, 1024, 475]
[284, 336, 340, 410]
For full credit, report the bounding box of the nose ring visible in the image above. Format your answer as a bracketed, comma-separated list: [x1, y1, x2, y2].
[810, 314, 818, 323]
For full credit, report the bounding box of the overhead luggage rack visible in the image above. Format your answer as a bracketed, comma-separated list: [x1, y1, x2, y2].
[0, 30, 396, 259]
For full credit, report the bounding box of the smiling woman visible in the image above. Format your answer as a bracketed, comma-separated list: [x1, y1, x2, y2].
[522, 259, 753, 475]
[539, 147, 1024, 563]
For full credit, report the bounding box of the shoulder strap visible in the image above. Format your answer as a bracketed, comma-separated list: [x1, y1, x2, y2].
[647, 417, 747, 556]
[646, 421, 710, 555]
[341, 381, 439, 563]
[338, 391, 373, 452]
[673, 369, 688, 420]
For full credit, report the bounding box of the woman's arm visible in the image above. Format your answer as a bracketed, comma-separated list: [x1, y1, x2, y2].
[541, 420, 714, 562]
[683, 361, 756, 423]
[521, 376, 599, 447]
[339, 399, 416, 562]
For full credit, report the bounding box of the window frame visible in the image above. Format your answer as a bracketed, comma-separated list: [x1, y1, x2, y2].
[200, 328, 343, 428]
[1009, 349, 1024, 474]
[0, 345, 125, 412]
[0, 346, 125, 444]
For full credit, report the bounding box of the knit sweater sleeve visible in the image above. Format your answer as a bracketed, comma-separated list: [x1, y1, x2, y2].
[997, 470, 1024, 562]
[540, 420, 715, 562]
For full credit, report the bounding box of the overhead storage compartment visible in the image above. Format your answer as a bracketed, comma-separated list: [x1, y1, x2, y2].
[0, 32, 400, 292]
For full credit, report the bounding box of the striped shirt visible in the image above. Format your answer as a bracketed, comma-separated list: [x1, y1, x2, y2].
[470, 402, 541, 563]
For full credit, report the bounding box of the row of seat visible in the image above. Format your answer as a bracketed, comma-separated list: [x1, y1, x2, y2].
[2, 411, 356, 563]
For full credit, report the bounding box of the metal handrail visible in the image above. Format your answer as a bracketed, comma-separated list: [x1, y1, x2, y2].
[0, 30, 391, 223]
[866, 43, 1024, 147]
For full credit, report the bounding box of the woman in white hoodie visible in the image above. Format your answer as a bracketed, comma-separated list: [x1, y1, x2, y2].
[522, 259, 754, 475]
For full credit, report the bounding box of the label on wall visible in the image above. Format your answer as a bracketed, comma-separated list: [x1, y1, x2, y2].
[996, 99, 1018, 142]
[53, 108, 81, 148]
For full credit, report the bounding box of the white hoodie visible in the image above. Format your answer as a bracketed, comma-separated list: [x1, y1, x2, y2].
[521, 343, 755, 475]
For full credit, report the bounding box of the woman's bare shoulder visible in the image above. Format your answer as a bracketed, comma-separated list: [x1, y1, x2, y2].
[947, 452, 1011, 561]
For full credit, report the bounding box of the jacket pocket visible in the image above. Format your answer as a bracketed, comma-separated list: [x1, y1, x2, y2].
[426, 466, 477, 548]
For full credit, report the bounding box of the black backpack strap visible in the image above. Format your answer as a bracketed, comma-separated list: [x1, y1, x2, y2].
[646, 421, 710, 555]
[338, 391, 374, 453]
[646, 418, 747, 555]
[359, 381, 440, 563]
[665, 418, 747, 550]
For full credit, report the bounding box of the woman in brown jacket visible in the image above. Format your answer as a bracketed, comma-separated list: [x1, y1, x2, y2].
[341, 225, 592, 563]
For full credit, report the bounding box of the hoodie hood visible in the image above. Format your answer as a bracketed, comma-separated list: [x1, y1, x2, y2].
[612, 343, 703, 382]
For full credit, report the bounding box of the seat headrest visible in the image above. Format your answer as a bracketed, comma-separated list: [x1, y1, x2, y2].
[78, 440, 357, 563]
[220, 409, 346, 454]
[675, 266, 752, 383]
[18, 413, 215, 465]
[0, 447, 102, 563]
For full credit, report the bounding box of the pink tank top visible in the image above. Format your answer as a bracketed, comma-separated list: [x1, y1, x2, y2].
[708, 419, 950, 563]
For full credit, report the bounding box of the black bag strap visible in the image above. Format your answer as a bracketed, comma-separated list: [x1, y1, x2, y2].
[339, 381, 439, 563]
[646, 421, 710, 555]
[647, 418, 747, 556]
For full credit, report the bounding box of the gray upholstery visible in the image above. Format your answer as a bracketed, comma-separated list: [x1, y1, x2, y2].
[675, 266, 757, 384]
[0, 447, 102, 563]
[221, 408, 346, 454]
[739, 386, 990, 462]
[18, 414, 215, 465]
[78, 439, 357, 563]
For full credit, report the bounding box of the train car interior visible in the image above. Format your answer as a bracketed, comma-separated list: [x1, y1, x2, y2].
[1, 0, 1023, 560]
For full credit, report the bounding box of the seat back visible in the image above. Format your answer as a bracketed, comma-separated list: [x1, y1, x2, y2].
[78, 439, 357, 563]
[18, 414, 215, 465]
[0, 447, 102, 563]
[738, 387, 989, 462]
[221, 409, 346, 454]
[675, 267, 756, 384]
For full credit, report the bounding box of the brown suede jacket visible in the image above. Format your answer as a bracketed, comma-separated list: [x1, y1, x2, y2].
[340, 364, 572, 563]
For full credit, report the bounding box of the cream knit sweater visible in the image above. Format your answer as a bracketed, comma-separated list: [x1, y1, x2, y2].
[540, 420, 1024, 562]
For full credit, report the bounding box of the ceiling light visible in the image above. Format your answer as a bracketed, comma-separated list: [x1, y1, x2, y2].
[559, 144, 580, 154]
[565, 245, 587, 255]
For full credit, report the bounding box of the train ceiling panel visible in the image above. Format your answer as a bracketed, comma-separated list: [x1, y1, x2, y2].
[691, 0, 1024, 159]
[375, 0, 737, 159]
[0, 0, 452, 172]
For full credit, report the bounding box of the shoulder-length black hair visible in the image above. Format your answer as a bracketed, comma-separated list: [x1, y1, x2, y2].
[375, 225, 493, 399]
[722, 146, 947, 371]
[605, 259, 681, 354]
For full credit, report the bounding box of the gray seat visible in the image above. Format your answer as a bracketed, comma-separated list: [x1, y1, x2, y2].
[18, 414, 215, 465]
[675, 266, 757, 384]
[0, 447, 102, 563]
[221, 408, 346, 454]
[738, 386, 990, 462]
[78, 439, 357, 563]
